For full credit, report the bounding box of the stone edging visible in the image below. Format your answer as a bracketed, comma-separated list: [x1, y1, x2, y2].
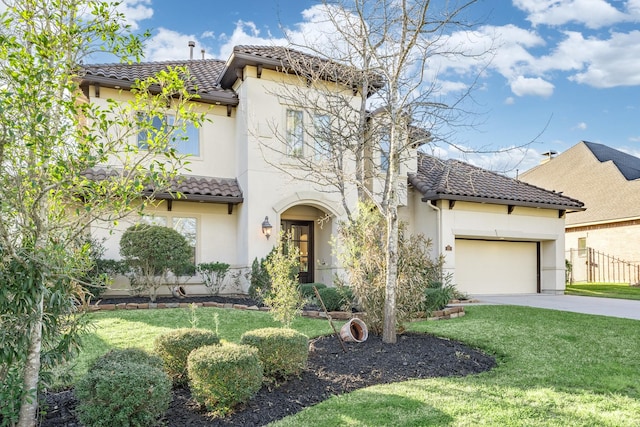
[86, 301, 465, 321]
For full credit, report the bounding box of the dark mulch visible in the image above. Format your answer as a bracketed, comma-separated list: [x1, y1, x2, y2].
[41, 296, 495, 426]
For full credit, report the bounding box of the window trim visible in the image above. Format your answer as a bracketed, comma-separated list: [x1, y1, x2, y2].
[137, 114, 201, 158]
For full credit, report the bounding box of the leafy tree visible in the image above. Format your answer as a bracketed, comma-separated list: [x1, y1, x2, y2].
[0, 0, 204, 424]
[120, 224, 194, 302]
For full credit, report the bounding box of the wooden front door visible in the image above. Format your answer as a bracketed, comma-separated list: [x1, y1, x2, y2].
[281, 220, 314, 283]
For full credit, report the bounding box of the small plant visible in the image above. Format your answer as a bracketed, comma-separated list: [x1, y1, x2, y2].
[154, 328, 220, 385]
[187, 343, 263, 416]
[423, 276, 456, 316]
[197, 262, 231, 295]
[248, 249, 276, 302]
[240, 328, 309, 380]
[264, 234, 305, 327]
[75, 348, 171, 427]
[300, 283, 326, 299]
[188, 303, 200, 328]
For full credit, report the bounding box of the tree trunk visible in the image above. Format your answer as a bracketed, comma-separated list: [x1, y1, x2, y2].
[17, 293, 44, 427]
[382, 206, 398, 344]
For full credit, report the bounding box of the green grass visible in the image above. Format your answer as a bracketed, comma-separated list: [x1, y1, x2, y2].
[566, 282, 640, 300]
[62, 307, 337, 385]
[272, 305, 640, 427]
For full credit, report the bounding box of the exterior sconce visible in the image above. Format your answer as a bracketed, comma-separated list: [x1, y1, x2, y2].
[261, 216, 272, 239]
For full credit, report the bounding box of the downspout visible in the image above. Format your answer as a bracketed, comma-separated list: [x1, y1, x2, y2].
[426, 199, 441, 254]
[426, 199, 444, 283]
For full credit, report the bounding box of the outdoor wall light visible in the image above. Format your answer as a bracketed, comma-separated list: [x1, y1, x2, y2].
[261, 216, 272, 239]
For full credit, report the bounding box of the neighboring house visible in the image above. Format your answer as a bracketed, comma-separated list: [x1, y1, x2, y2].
[79, 45, 584, 296]
[520, 141, 640, 283]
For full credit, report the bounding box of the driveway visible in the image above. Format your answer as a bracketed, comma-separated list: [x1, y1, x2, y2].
[472, 294, 640, 320]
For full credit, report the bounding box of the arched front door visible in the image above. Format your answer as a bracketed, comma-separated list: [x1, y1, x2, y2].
[281, 219, 314, 283]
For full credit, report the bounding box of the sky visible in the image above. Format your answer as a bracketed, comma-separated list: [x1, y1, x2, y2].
[97, 0, 640, 175]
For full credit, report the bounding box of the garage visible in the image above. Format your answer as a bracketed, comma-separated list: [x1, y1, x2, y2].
[455, 239, 539, 295]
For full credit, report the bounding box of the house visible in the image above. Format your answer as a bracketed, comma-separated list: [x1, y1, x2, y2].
[79, 45, 584, 297]
[519, 141, 640, 283]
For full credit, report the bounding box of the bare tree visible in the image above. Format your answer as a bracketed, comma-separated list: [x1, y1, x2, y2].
[258, 0, 487, 343]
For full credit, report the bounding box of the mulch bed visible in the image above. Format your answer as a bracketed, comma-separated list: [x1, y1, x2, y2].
[41, 296, 495, 426]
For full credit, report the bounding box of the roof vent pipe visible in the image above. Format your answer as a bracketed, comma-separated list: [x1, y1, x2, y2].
[188, 41, 195, 59]
[201, 49, 205, 60]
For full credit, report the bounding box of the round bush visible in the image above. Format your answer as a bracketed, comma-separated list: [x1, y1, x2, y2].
[317, 287, 345, 311]
[75, 356, 171, 427]
[154, 328, 220, 384]
[187, 343, 263, 416]
[240, 327, 309, 379]
[89, 347, 164, 371]
[299, 283, 326, 298]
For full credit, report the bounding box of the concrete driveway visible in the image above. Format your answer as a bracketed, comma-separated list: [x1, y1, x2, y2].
[472, 294, 640, 320]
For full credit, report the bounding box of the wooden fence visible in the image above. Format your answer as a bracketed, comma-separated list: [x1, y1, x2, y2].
[566, 247, 640, 285]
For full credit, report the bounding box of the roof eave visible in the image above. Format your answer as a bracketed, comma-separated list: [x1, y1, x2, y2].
[147, 192, 244, 204]
[421, 193, 585, 211]
[79, 75, 239, 106]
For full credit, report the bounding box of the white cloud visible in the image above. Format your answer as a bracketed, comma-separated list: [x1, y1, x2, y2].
[216, 20, 288, 59]
[117, 0, 153, 31]
[504, 97, 515, 105]
[513, 0, 627, 29]
[145, 28, 210, 61]
[573, 122, 587, 130]
[510, 76, 555, 97]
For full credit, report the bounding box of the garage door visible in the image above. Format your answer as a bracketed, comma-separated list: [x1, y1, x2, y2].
[455, 239, 538, 295]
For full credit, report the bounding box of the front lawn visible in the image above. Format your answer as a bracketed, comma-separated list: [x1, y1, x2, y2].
[64, 305, 640, 426]
[274, 305, 640, 426]
[566, 282, 640, 300]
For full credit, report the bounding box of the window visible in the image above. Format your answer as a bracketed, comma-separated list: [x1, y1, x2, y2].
[380, 132, 390, 172]
[141, 214, 197, 262]
[313, 114, 330, 160]
[578, 237, 586, 257]
[286, 109, 304, 157]
[138, 115, 200, 156]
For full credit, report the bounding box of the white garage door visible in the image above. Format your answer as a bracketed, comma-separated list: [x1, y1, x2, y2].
[455, 239, 538, 295]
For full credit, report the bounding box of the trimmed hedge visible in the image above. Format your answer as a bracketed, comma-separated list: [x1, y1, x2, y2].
[88, 347, 164, 370]
[187, 343, 263, 416]
[317, 287, 345, 311]
[154, 328, 220, 384]
[75, 349, 171, 427]
[240, 328, 309, 379]
[299, 283, 326, 298]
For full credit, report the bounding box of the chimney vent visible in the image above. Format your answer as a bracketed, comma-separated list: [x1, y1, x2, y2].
[188, 41, 195, 59]
[201, 49, 205, 60]
[540, 150, 558, 164]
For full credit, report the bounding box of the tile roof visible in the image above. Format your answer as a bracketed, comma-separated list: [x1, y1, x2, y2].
[80, 59, 238, 105]
[409, 154, 584, 210]
[583, 141, 640, 181]
[83, 168, 243, 204]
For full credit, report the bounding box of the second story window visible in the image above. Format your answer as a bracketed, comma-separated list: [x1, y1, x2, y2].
[380, 132, 390, 173]
[286, 109, 304, 157]
[138, 114, 200, 156]
[313, 114, 330, 160]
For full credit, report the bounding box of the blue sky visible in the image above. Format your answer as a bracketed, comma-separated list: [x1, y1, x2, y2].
[110, 0, 640, 174]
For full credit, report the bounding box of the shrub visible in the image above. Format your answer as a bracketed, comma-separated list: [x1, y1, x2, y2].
[119, 224, 194, 302]
[423, 277, 456, 315]
[75, 349, 171, 427]
[248, 247, 277, 302]
[300, 283, 326, 299]
[187, 343, 263, 416]
[240, 328, 308, 379]
[197, 261, 230, 295]
[337, 201, 445, 334]
[89, 347, 164, 371]
[154, 328, 220, 384]
[316, 287, 345, 311]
